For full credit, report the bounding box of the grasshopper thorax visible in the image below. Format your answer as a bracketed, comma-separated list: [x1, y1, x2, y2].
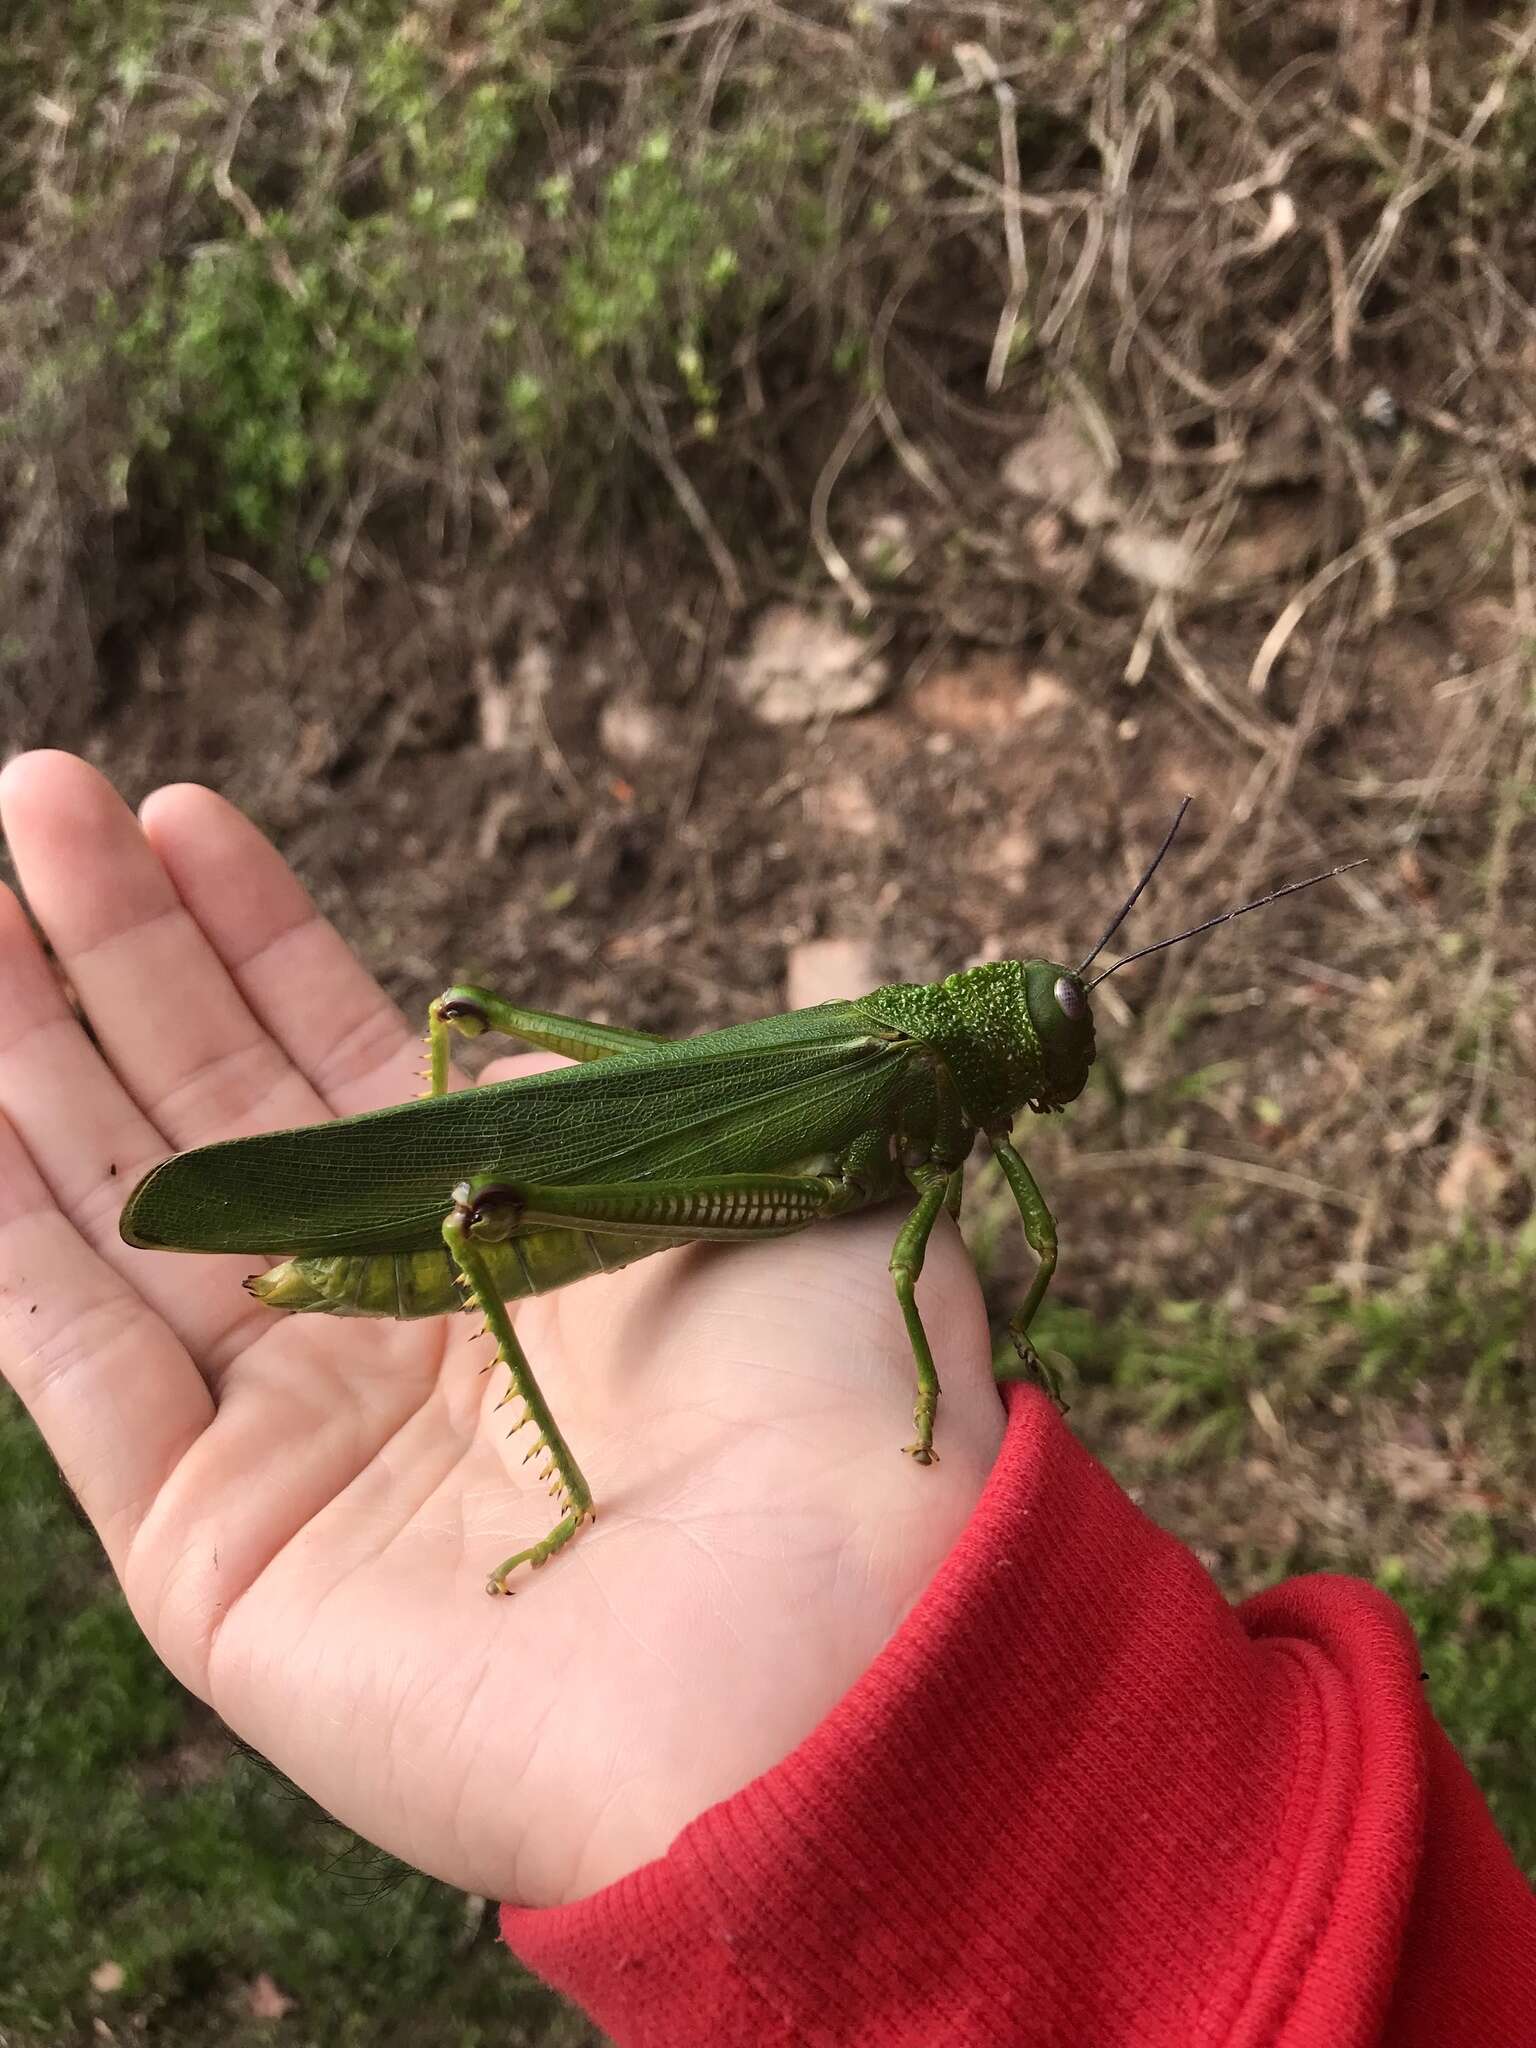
[855, 957, 1095, 1132]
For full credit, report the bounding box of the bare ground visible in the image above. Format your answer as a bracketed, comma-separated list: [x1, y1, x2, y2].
[29, 452, 1535, 1592]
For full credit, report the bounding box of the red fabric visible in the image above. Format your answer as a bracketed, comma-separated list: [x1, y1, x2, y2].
[501, 1391, 1536, 2045]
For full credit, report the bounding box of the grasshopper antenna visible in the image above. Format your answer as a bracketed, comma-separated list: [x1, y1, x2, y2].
[1085, 859, 1369, 990]
[1077, 796, 1193, 977]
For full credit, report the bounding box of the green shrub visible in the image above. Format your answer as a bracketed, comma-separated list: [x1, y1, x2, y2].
[2, 1, 951, 553]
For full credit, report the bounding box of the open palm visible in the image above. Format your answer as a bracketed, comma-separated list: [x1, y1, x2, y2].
[0, 752, 1002, 1907]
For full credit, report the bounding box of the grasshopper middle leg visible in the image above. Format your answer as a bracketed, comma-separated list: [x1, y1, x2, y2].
[889, 1170, 953, 1464]
[987, 1135, 1065, 1406]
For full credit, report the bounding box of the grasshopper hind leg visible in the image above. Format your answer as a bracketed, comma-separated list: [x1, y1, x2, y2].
[889, 1171, 952, 1464]
[443, 1183, 595, 1593]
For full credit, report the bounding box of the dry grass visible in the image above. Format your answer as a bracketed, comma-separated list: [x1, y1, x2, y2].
[4, 4, 1533, 715]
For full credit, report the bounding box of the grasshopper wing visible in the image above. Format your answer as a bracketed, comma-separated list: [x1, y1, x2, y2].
[120, 1002, 915, 1258]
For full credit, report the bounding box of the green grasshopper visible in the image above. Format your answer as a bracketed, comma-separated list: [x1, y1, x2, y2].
[120, 801, 1360, 1592]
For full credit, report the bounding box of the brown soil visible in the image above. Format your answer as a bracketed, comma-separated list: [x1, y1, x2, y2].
[23, 460, 1534, 1583]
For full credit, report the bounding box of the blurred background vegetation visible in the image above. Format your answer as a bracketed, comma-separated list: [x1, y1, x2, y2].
[2, 1, 1534, 2041]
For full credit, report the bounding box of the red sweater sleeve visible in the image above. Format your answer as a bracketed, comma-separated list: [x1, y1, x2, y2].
[501, 1390, 1536, 2045]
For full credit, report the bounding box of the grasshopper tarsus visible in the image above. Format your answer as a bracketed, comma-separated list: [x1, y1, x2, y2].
[1003, 1329, 1070, 1413]
[484, 1505, 592, 1593]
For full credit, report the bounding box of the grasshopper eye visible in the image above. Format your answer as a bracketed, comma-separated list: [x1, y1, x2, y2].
[1054, 974, 1087, 1021]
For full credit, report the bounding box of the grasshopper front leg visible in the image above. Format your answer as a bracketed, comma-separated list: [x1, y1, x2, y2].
[426, 986, 665, 1096]
[443, 1181, 595, 1594]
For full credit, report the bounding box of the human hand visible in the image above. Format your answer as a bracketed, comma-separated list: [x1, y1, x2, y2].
[0, 752, 1003, 1907]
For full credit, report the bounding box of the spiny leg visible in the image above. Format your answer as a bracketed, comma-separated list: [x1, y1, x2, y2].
[987, 1135, 1065, 1407]
[425, 986, 666, 1097]
[443, 1190, 594, 1594]
[445, 1166, 854, 1587]
[889, 1172, 951, 1464]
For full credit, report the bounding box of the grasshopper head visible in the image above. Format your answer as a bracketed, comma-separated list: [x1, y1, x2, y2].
[1022, 959, 1095, 1109]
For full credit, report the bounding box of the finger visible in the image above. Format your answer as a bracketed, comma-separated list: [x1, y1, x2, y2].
[138, 782, 424, 1116]
[0, 753, 332, 1148]
[0, 884, 275, 1367]
[0, 1104, 212, 1578]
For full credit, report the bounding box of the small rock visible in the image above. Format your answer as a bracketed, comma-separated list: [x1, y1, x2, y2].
[912, 655, 1071, 736]
[732, 605, 889, 725]
[598, 694, 666, 766]
[1016, 669, 1071, 719]
[1211, 499, 1319, 589]
[1103, 524, 1194, 593]
[990, 825, 1042, 882]
[856, 512, 916, 580]
[91, 1962, 125, 1995]
[1435, 1136, 1510, 1220]
[1023, 509, 1093, 586]
[1001, 408, 1119, 527]
[246, 1973, 296, 2022]
[1372, 1439, 1458, 1508]
[806, 774, 881, 838]
[787, 937, 878, 1008]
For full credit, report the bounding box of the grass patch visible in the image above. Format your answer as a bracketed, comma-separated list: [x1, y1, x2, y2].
[11, 2, 808, 545]
[1006, 1217, 1536, 1459]
[1327, 1224, 1536, 1407]
[0, 1394, 596, 2047]
[1379, 1522, 1536, 1880]
[1, 2, 1000, 585]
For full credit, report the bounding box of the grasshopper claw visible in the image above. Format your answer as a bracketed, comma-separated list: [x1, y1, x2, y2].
[483, 1505, 593, 1594]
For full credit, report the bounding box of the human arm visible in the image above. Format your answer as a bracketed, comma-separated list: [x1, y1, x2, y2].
[504, 1387, 1536, 2046]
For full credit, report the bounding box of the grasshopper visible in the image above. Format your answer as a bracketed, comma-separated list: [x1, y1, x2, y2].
[120, 801, 1360, 1593]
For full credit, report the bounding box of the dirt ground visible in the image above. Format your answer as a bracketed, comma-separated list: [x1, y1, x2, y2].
[31, 445, 1534, 1590]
